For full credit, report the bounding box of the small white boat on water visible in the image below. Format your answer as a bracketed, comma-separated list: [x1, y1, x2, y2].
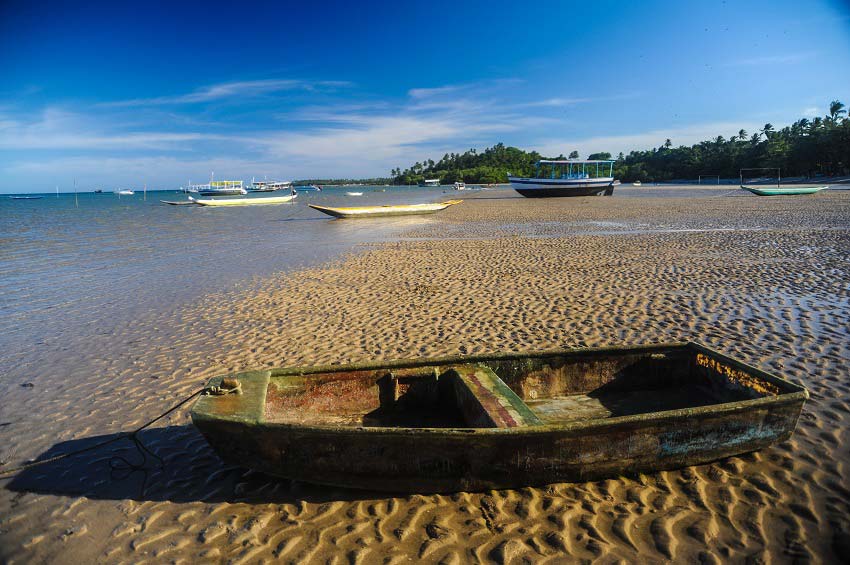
[633, 181, 642, 186]
[309, 200, 462, 219]
[116, 189, 135, 196]
[453, 182, 466, 191]
[508, 159, 619, 197]
[345, 191, 364, 196]
[188, 192, 297, 206]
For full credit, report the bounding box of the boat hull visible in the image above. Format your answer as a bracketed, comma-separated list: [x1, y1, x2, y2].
[197, 189, 247, 196]
[189, 194, 296, 206]
[308, 200, 461, 218]
[191, 343, 807, 493]
[741, 185, 827, 196]
[508, 177, 618, 197]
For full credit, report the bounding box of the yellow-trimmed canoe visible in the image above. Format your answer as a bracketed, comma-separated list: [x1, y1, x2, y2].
[191, 342, 807, 493]
[309, 200, 462, 218]
[188, 193, 297, 206]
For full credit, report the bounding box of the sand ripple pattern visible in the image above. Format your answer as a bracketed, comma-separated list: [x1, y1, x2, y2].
[2, 189, 849, 562]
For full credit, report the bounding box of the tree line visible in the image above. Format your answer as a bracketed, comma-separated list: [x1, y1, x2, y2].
[390, 100, 848, 184]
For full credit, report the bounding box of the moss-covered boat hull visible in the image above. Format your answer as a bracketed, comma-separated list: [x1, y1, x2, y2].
[191, 343, 807, 493]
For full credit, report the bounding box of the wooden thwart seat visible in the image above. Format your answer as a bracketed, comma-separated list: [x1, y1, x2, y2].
[444, 365, 543, 428]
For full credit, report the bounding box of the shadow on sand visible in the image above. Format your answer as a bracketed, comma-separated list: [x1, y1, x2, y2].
[3, 425, 376, 504]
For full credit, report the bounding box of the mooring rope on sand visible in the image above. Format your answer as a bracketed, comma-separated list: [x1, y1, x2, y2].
[0, 386, 209, 478]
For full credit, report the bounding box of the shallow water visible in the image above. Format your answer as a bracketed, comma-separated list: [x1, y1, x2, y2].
[0, 186, 448, 377]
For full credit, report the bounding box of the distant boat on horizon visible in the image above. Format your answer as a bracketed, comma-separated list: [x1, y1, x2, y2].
[115, 189, 135, 196]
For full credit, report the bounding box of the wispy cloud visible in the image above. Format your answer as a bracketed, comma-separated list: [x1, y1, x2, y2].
[532, 121, 763, 158]
[0, 107, 217, 150]
[802, 106, 820, 117]
[723, 52, 816, 67]
[408, 85, 465, 99]
[100, 79, 353, 107]
[517, 92, 640, 108]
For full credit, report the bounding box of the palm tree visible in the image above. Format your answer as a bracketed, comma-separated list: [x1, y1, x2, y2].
[828, 100, 845, 122]
[664, 138, 672, 149]
[761, 123, 774, 139]
[738, 129, 747, 140]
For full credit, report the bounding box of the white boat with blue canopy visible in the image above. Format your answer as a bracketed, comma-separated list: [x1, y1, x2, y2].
[508, 159, 619, 197]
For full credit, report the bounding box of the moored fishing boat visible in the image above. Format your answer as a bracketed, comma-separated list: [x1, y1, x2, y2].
[308, 199, 461, 218]
[509, 159, 619, 197]
[191, 342, 807, 493]
[739, 167, 828, 196]
[188, 191, 297, 206]
[741, 185, 827, 196]
[249, 178, 292, 192]
[189, 180, 247, 196]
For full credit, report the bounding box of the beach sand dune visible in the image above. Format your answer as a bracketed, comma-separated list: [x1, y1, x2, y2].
[2, 189, 849, 562]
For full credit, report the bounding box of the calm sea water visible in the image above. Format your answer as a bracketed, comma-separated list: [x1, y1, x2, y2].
[0, 184, 738, 375]
[0, 186, 453, 370]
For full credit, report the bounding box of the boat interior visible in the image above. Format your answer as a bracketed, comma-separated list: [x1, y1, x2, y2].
[263, 347, 784, 429]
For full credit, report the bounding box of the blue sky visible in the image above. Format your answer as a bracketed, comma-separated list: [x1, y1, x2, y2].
[1, 0, 849, 191]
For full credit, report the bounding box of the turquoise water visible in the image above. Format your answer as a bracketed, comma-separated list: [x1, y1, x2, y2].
[0, 186, 450, 368]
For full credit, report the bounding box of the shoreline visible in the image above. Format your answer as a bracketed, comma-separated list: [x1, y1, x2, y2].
[2, 188, 849, 562]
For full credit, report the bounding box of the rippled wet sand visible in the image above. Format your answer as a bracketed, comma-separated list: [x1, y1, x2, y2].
[1, 187, 849, 562]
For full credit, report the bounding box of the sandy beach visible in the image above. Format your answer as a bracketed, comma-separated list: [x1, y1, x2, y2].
[2, 187, 849, 563]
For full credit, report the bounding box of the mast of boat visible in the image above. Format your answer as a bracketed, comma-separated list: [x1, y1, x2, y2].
[56, 185, 59, 198]
[74, 178, 78, 208]
[144, 183, 147, 201]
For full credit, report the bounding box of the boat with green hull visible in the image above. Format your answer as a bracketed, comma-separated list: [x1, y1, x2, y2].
[191, 342, 807, 493]
[741, 185, 827, 196]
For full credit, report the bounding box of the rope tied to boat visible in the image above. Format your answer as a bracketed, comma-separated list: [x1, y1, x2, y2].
[203, 377, 242, 396]
[0, 383, 219, 478]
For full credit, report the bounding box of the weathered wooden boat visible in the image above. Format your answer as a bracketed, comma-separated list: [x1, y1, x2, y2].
[188, 193, 297, 206]
[190, 342, 807, 493]
[308, 200, 462, 219]
[741, 185, 827, 196]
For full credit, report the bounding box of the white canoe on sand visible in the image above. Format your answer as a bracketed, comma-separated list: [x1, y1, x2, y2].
[309, 200, 462, 218]
[188, 193, 297, 206]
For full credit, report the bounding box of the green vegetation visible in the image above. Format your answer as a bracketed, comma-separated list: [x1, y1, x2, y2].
[390, 100, 849, 184]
